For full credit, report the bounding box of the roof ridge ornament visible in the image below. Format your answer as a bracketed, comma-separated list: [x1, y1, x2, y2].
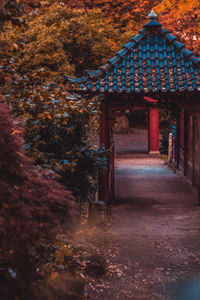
[148, 10, 158, 20]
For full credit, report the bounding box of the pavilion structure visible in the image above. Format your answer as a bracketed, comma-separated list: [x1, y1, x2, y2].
[65, 11, 200, 205]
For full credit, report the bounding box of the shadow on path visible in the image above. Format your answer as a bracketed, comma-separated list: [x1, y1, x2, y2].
[110, 154, 200, 300]
[88, 154, 200, 300]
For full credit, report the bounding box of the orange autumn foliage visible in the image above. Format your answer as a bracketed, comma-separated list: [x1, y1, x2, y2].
[66, 0, 162, 34]
[155, 0, 200, 55]
[66, 0, 200, 56]
[0, 101, 76, 299]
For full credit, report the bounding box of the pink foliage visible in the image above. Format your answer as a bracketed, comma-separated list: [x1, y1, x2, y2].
[0, 101, 76, 299]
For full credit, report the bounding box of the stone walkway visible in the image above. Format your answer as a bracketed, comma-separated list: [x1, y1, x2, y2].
[114, 128, 149, 154]
[112, 154, 200, 300]
[88, 154, 200, 300]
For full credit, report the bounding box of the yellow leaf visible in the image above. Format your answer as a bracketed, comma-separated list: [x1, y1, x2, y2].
[55, 247, 72, 263]
[16, 151, 24, 157]
[11, 129, 21, 135]
[50, 271, 57, 281]
[83, 293, 87, 300]
[64, 248, 72, 256]
[13, 43, 18, 50]
[2, 203, 8, 209]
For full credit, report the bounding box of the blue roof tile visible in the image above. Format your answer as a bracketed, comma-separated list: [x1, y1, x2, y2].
[65, 14, 200, 95]
[165, 33, 176, 43]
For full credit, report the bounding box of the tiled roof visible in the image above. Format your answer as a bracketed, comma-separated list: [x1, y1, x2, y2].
[65, 11, 200, 95]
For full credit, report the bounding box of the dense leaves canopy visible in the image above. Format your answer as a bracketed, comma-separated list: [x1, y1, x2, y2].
[0, 1, 112, 202]
[66, 0, 162, 34]
[155, 0, 200, 55]
[0, 1, 129, 83]
[0, 0, 41, 26]
[66, 0, 200, 55]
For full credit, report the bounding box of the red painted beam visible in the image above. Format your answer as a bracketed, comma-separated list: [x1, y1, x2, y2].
[144, 97, 158, 105]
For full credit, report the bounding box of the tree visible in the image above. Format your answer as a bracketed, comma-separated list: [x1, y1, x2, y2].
[0, 0, 41, 27]
[154, 0, 200, 55]
[0, 1, 129, 83]
[0, 1, 110, 203]
[0, 56, 107, 202]
[0, 100, 76, 299]
[66, 0, 162, 33]
[64, 0, 200, 56]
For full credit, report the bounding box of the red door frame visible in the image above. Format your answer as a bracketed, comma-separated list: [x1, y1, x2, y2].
[99, 98, 159, 204]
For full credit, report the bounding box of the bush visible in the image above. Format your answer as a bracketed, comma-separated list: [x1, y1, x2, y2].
[0, 0, 112, 205]
[25, 107, 107, 203]
[0, 101, 76, 299]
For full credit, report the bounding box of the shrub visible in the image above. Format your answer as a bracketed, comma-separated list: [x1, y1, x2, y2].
[0, 101, 76, 299]
[24, 104, 107, 203]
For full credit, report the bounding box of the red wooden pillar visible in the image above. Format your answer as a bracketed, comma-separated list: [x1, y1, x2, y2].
[180, 109, 184, 169]
[184, 110, 189, 176]
[148, 107, 159, 154]
[109, 129, 115, 204]
[188, 114, 192, 154]
[176, 110, 180, 168]
[187, 114, 192, 178]
[192, 115, 196, 187]
[98, 100, 109, 204]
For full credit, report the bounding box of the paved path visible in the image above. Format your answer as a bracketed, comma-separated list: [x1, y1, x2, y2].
[89, 154, 200, 300]
[114, 128, 149, 154]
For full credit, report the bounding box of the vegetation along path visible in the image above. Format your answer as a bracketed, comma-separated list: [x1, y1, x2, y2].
[87, 154, 200, 300]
